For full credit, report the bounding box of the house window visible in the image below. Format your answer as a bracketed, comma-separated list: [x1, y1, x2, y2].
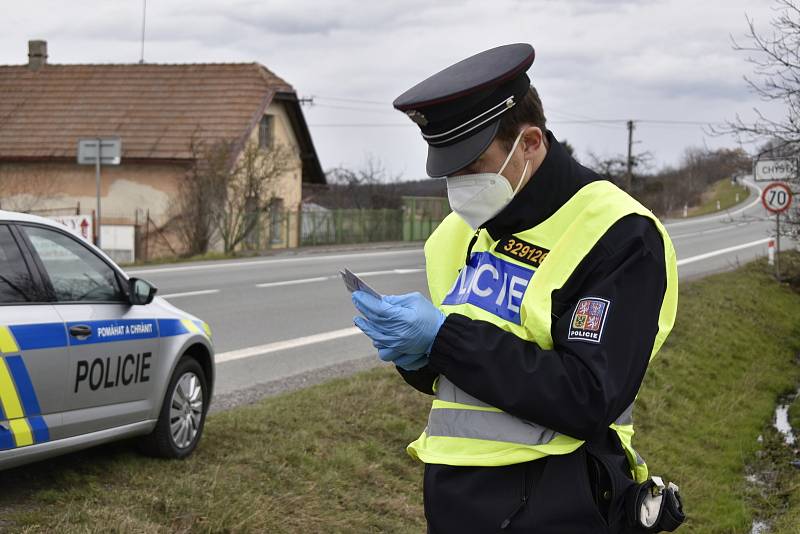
[259, 115, 274, 149]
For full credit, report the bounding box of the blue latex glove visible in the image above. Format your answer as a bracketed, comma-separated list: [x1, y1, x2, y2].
[381, 350, 429, 371]
[352, 291, 445, 368]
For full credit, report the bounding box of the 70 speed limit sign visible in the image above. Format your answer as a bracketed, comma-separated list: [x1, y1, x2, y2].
[761, 182, 793, 214]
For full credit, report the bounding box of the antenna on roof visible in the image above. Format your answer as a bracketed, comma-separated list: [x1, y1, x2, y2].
[139, 0, 147, 64]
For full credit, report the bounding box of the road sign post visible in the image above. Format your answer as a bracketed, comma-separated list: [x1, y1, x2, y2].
[761, 181, 793, 280]
[77, 138, 122, 247]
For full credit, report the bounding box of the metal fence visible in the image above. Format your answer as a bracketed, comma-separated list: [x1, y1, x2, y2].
[242, 204, 447, 251]
[16, 200, 451, 259]
[299, 208, 403, 246]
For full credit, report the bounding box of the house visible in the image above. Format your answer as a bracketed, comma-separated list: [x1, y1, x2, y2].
[0, 40, 325, 260]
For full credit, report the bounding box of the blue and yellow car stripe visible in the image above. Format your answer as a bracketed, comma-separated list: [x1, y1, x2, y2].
[157, 318, 212, 340]
[0, 325, 47, 450]
[0, 317, 210, 451]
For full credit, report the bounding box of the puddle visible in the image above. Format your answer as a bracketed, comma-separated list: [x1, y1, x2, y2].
[747, 387, 799, 534]
[774, 403, 796, 446]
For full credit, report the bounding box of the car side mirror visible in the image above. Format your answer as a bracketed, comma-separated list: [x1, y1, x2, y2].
[129, 278, 158, 305]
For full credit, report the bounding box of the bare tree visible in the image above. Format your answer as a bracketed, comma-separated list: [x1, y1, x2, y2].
[588, 148, 749, 216]
[324, 155, 404, 209]
[721, 1, 800, 153]
[170, 137, 232, 256]
[171, 132, 298, 256]
[215, 141, 297, 252]
[716, 0, 800, 235]
[586, 151, 653, 190]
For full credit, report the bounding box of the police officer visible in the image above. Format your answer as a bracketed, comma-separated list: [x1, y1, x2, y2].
[351, 44, 682, 533]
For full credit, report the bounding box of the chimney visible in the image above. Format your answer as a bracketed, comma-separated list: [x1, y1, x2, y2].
[28, 40, 48, 70]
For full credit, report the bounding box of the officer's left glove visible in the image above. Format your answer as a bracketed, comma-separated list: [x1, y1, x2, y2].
[352, 291, 445, 364]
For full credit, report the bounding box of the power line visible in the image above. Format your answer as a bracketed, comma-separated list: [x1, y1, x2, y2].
[306, 117, 727, 130]
[315, 94, 616, 124]
[306, 96, 726, 127]
[638, 119, 724, 126]
[313, 103, 396, 113]
[308, 122, 629, 130]
[546, 106, 605, 123]
[314, 94, 389, 106]
[309, 123, 413, 128]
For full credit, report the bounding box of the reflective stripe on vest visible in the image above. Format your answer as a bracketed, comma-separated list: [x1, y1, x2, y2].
[408, 181, 678, 483]
[429, 377, 559, 445]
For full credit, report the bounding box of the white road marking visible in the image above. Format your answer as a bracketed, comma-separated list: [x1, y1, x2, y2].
[127, 248, 423, 275]
[160, 289, 219, 299]
[256, 276, 330, 288]
[214, 240, 772, 365]
[676, 238, 771, 266]
[669, 222, 750, 240]
[254, 269, 425, 288]
[355, 268, 425, 277]
[215, 327, 362, 363]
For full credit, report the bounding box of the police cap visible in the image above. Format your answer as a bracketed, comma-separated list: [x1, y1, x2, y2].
[393, 43, 535, 178]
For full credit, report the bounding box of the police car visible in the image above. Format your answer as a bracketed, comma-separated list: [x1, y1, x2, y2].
[0, 210, 214, 470]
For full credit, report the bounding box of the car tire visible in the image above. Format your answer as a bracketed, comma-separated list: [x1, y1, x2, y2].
[138, 356, 208, 459]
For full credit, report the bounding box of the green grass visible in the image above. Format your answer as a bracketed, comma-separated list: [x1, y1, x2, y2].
[1, 257, 799, 533]
[790, 395, 800, 440]
[634, 255, 800, 532]
[768, 390, 800, 533]
[684, 178, 750, 218]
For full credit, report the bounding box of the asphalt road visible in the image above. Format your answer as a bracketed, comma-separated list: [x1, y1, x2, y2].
[127, 178, 783, 398]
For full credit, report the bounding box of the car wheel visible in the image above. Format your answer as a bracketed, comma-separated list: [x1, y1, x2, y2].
[139, 356, 208, 459]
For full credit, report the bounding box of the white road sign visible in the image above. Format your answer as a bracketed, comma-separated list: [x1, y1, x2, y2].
[77, 138, 122, 165]
[49, 214, 94, 241]
[761, 182, 793, 214]
[754, 158, 797, 182]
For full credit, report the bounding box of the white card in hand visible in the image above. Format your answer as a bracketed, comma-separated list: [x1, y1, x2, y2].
[340, 268, 381, 299]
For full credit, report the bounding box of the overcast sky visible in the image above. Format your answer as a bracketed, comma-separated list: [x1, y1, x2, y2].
[1, 0, 784, 179]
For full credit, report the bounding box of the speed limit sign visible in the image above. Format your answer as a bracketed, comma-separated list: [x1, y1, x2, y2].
[761, 182, 793, 214]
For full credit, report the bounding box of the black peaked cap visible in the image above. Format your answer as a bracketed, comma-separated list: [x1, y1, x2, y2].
[393, 43, 535, 177]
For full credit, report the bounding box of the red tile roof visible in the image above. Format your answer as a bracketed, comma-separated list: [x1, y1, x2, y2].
[0, 63, 294, 161]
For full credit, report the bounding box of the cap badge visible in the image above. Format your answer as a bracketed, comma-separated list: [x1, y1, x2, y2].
[405, 110, 428, 127]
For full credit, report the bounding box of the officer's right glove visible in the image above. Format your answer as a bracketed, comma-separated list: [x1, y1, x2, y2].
[352, 291, 445, 356]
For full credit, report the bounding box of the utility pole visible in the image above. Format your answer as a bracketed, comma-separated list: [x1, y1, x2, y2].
[298, 96, 315, 107]
[626, 120, 634, 192]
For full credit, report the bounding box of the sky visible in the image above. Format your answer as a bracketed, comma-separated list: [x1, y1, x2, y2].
[0, 0, 786, 180]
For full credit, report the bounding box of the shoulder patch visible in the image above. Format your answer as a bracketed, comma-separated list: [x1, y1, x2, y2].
[567, 297, 611, 343]
[495, 237, 550, 268]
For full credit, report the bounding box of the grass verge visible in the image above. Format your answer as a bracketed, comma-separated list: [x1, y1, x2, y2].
[1, 256, 799, 533]
[790, 394, 800, 440]
[755, 389, 800, 533]
[669, 178, 751, 218]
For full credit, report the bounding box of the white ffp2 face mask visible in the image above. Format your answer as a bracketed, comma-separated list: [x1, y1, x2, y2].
[445, 130, 530, 231]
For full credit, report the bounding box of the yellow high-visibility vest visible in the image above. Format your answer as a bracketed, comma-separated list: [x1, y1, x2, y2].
[408, 180, 678, 483]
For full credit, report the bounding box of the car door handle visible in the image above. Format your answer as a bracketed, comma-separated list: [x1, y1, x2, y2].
[69, 325, 92, 338]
